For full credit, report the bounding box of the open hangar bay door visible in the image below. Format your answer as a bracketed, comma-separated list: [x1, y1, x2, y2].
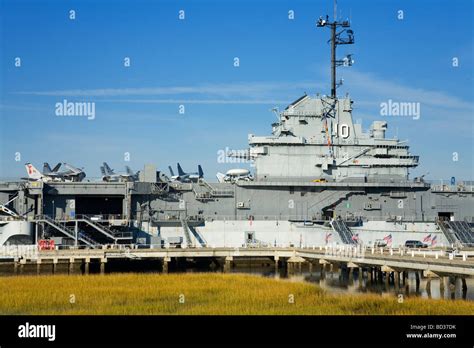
[75, 195, 123, 217]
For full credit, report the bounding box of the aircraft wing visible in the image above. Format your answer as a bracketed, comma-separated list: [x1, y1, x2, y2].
[63, 163, 82, 174]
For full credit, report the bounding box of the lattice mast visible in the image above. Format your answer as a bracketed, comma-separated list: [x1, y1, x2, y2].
[317, 0, 355, 156]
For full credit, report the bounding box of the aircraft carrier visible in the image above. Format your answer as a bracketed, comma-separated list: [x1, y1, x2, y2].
[1, 8, 473, 250]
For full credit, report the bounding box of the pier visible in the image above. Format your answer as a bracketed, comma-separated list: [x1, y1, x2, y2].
[1, 245, 473, 286]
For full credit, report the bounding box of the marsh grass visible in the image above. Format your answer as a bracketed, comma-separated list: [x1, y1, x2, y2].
[0, 273, 472, 315]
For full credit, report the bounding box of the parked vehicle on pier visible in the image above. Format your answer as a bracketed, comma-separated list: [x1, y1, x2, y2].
[404, 240, 428, 248]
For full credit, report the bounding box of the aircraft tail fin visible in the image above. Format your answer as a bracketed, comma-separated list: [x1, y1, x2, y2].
[43, 162, 52, 174]
[125, 166, 133, 175]
[103, 162, 114, 175]
[25, 163, 43, 180]
[51, 162, 61, 172]
[177, 163, 185, 176]
[198, 165, 204, 178]
[168, 166, 175, 177]
[100, 166, 107, 176]
[216, 172, 226, 183]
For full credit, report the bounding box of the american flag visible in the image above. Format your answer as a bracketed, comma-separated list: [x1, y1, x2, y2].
[325, 232, 332, 244]
[423, 234, 432, 243]
[383, 234, 393, 245]
[431, 235, 437, 246]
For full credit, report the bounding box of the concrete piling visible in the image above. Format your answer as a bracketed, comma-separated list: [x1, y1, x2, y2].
[13, 259, 19, 275]
[449, 277, 456, 300]
[100, 258, 107, 275]
[52, 258, 58, 274]
[403, 271, 410, 294]
[162, 256, 170, 273]
[321, 263, 326, 279]
[36, 259, 41, 275]
[19, 259, 26, 274]
[224, 256, 233, 273]
[461, 278, 467, 299]
[426, 278, 432, 298]
[377, 268, 383, 284]
[461, 278, 468, 292]
[287, 261, 292, 275]
[415, 271, 420, 293]
[439, 277, 445, 298]
[84, 258, 90, 275]
[69, 258, 75, 275]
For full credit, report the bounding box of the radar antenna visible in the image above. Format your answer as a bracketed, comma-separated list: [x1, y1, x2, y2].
[317, 0, 355, 99]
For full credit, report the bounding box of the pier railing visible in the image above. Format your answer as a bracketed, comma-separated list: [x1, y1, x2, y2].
[3, 243, 471, 258]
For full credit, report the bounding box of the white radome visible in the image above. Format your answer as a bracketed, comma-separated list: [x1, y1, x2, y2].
[226, 169, 250, 177]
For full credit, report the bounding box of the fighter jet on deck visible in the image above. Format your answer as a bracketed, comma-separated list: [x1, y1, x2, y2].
[23, 162, 86, 182]
[169, 163, 203, 183]
[100, 162, 138, 182]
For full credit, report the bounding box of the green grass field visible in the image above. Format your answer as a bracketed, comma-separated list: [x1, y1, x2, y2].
[1, 273, 472, 315]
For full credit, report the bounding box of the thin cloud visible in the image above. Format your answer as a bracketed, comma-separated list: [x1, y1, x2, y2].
[16, 82, 320, 99]
[99, 99, 291, 105]
[344, 70, 473, 111]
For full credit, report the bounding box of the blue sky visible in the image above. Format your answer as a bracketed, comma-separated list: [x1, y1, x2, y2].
[0, 0, 473, 181]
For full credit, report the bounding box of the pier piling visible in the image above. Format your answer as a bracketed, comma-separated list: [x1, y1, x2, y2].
[52, 258, 58, 274]
[426, 278, 432, 298]
[461, 278, 468, 299]
[100, 258, 107, 275]
[84, 258, 90, 275]
[440, 277, 445, 298]
[415, 271, 420, 293]
[69, 258, 75, 275]
[224, 256, 233, 273]
[19, 259, 26, 275]
[162, 257, 170, 273]
[377, 268, 383, 284]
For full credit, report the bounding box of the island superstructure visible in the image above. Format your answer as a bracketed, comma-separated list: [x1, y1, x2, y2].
[0, 5, 472, 249]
